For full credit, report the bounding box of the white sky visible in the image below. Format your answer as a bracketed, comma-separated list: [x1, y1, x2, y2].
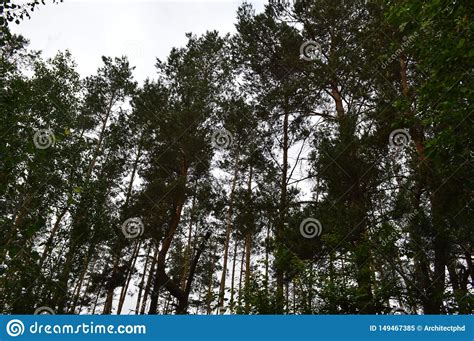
[12, 0, 265, 82]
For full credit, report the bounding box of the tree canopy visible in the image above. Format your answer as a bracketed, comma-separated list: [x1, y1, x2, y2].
[0, 0, 472, 315]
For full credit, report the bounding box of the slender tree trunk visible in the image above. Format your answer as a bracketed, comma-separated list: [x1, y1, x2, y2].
[69, 251, 93, 313]
[38, 206, 69, 268]
[102, 255, 121, 315]
[244, 231, 252, 314]
[148, 159, 188, 314]
[54, 96, 116, 313]
[206, 242, 216, 315]
[117, 242, 141, 314]
[244, 165, 253, 314]
[135, 243, 152, 314]
[3, 191, 33, 259]
[229, 241, 238, 312]
[77, 257, 98, 314]
[140, 247, 158, 315]
[218, 153, 240, 311]
[148, 197, 186, 314]
[276, 105, 289, 313]
[181, 180, 197, 290]
[238, 242, 245, 305]
[103, 142, 142, 314]
[86, 93, 116, 179]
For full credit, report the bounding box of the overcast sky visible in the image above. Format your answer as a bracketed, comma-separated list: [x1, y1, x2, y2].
[12, 0, 265, 83]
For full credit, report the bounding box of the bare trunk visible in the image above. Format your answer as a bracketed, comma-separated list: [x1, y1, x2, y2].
[229, 241, 238, 312]
[238, 242, 244, 305]
[140, 247, 158, 314]
[38, 206, 69, 268]
[86, 93, 116, 179]
[148, 197, 186, 314]
[135, 243, 152, 314]
[54, 96, 116, 313]
[218, 153, 240, 311]
[102, 255, 121, 315]
[206, 242, 216, 315]
[265, 224, 270, 290]
[181, 181, 197, 290]
[276, 105, 289, 313]
[117, 241, 141, 314]
[103, 142, 142, 313]
[77, 257, 99, 314]
[244, 230, 252, 314]
[69, 251, 92, 314]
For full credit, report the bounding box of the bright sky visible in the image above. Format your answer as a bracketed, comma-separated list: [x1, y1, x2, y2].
[12, 0, 265, 83]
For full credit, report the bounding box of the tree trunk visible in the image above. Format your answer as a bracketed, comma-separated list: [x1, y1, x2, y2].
[54, 95, 116, 313]
[218, 153, 240, 311]
[103, 142, 142, 314]
[69, 250, 93, 314]
[38, 206, 69, 268]
[276, 104, 289, 313]
[400, 54, 445, 314]
[148, 197, 186, 314]
[181, 180, 197, 290]
[117, 241, 141, 314]
[77, 257, 99, 314]
[238, 241, 245, 305]
[244, 230, 252, 314]
[102, 255, 121, 315]
[135, 243, 152, 314]
[206, 242, 216, 315]
[140, 247, 158, 314]
[229, 241, 238, 312]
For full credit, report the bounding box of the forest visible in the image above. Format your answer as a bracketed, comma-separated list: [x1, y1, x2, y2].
[0, 0, 473, 315]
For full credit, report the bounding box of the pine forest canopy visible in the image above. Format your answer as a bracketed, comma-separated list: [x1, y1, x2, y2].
[0, 0, 473, 315]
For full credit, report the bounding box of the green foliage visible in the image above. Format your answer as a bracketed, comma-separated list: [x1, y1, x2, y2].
[0, 0, 472, 315]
